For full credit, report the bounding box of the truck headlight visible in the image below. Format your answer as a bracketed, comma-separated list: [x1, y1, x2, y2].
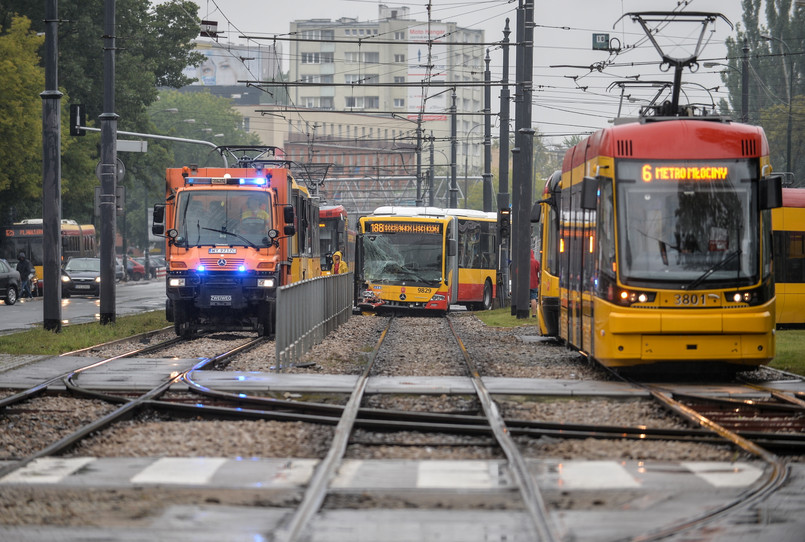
[257, 278, 275, 288]
[168, 278, 186, 287]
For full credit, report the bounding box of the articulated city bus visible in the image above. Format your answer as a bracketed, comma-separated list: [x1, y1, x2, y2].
[0, 219, 96, 294]
[356, 206, 497, 313]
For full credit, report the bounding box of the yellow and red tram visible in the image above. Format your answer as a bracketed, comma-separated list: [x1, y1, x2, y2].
[536, 118, 782, 371]
[772, 188, 805, 328]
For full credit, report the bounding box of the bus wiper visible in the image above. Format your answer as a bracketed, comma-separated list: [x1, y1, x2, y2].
[201, 227, 258, 249]
[684, 250, 741, 290]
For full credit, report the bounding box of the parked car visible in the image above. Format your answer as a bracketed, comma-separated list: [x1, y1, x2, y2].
[133, 256, 165, 279]
[115, 258, 124, 281]
[0, 258, 21, 305]
[62, 257, 102, 297]
[125, 257, 146, 281]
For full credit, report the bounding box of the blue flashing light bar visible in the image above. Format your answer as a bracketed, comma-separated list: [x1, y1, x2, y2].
[238, 264, 247, 272]
[197, 264, 206, 272]
[186, 175, 269, 186]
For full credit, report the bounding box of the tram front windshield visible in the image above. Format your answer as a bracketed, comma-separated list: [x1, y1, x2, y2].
[615, 160, 758, 288]
[362, 224, 443, 285]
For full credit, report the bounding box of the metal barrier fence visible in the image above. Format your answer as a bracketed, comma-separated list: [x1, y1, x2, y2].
[275, 272, 353, 370]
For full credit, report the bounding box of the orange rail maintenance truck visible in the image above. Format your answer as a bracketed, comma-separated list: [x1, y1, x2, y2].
[152, 146, 322, 338]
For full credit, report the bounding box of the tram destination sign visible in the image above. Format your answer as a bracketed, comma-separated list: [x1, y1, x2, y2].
[366, 221, 443, 234]
[620, 161, 733, 183]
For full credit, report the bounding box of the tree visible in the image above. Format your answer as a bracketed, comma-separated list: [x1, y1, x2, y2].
[0, 17, 44, 223]
[0, 0, 203, 224]
[722, 0, 805, 180]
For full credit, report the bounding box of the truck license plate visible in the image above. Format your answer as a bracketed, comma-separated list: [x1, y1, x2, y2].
[210, 294, 232, 305]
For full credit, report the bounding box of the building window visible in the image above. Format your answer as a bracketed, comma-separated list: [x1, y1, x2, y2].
[300, 30, 320, 40]
[345, 52, 359, 63]
[301, 52, 319, 64]
[394, 54, 405, 63]
[345, 96, 379, 109]
[363, 52, 379, 64]
[394, 31, 405, 40]
[345, 74, 362, 84]
[393, 98, 405, 108]
[393, 76, 405, 84]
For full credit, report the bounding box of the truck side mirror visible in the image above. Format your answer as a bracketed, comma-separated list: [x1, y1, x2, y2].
[283, 205, 295, 223]
[152, 204, 165, 235]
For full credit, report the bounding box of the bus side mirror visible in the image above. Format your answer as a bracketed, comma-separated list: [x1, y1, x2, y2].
[283, 205, 295, 223]
[152, 204, 165, 235]
[581, 177, 598, 210]
[530, 201, 541, 223]
[760, 174, 783, 210]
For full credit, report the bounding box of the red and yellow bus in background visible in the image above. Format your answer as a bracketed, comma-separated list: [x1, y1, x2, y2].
[152, 146, 321, 338]
[356, 207, 497, 313]
[772, 187, 805, 327]
[0, 219, 96, 293]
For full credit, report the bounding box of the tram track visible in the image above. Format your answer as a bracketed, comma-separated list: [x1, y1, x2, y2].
[0, 314, 803, 540]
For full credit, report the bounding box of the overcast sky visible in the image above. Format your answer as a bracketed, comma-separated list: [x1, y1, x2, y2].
[153, 0, 754, 144]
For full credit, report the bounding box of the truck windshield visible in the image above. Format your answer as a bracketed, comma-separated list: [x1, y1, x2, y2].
[176, 190, 272, 247]
[615, 159, 758, 288]
[362, 232, 443, 285]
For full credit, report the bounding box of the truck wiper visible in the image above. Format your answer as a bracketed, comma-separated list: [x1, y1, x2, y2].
[684, 250, 741, 290]
[201, 227, 258, 249]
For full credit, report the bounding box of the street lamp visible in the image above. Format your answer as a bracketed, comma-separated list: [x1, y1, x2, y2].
[760, 32, 794, 175]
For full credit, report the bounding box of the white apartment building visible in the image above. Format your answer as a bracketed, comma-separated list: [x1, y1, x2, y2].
[288, 5, 487, 183]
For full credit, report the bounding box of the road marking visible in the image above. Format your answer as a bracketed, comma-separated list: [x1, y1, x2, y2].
[130, 457, 228, 485]
[682, 461, 763, 487]
[0, 457, 95, 484]
[556, 461, 641, 489]
[416, 460, 498, 488]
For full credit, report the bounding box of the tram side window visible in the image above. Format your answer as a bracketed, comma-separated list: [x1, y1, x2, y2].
[774, 230, 805, 283]
[598, 179, 615, 278]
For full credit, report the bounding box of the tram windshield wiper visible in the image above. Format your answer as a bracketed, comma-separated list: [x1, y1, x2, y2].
[201, 227, 258, 249]
[684, 249, 741, 290]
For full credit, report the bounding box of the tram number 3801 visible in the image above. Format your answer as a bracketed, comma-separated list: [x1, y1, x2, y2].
[674, 293, 707, 306]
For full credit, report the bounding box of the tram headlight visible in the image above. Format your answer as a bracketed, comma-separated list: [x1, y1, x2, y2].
[169, 277, 186, 287]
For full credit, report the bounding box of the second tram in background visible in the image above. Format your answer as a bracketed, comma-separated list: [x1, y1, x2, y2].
[355, 206, 497, 313]
[535, 118, 783, 374]
[319, 204, 355, 274]
[772, 187, 805, 328]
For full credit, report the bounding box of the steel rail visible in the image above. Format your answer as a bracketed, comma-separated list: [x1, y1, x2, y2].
[0, 335, 185, 411]
[271, 316, 393, 542]
[447, 317, 562, 542]
[0, 336, 267, 480]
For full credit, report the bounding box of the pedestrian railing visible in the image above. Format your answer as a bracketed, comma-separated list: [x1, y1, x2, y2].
[275, 272, 353, 370]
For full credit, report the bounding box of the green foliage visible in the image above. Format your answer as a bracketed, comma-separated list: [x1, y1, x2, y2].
[723, 0, 804, 179]
[0, 0, 203, 227]
[0, 17, 44, 212]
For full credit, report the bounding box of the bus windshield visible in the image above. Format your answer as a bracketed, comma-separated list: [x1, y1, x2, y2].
[175, 190, 272, 248]
[362, 232, 443, 285]
[615, 159, 758, 288]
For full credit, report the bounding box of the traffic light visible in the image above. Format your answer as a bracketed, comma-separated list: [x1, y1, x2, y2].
[498, 207, 511, 239]
[69, 104, 86, 136]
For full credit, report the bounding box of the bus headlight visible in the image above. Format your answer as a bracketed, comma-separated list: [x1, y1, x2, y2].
[431, 294, 446, 301]
[257, 278, 275, 288]
[169, 278, 186, 287]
